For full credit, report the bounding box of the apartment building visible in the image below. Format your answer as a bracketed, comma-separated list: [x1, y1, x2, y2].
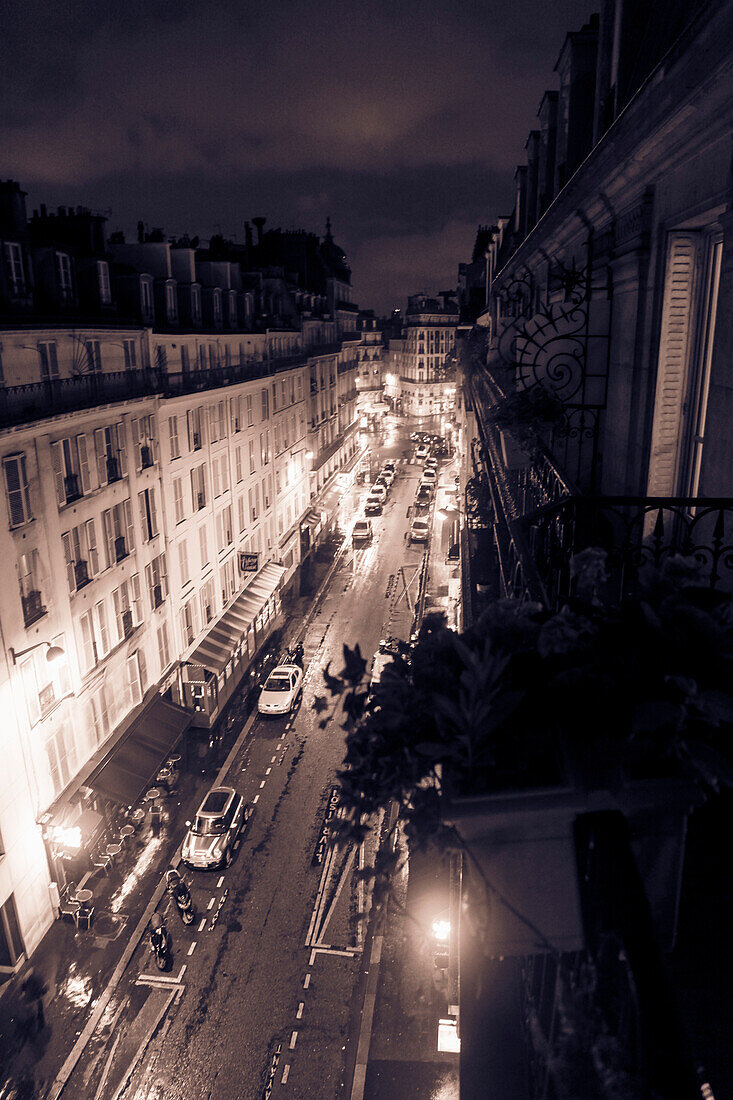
[389, 293, 458, 420]
[0, 183, 365, 965]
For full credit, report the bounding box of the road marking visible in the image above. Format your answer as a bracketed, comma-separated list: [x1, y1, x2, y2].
[296, 1002, 304, 1019]
[271, 755, 277, 763]
[207, 897, 215, 910]
[312, 945, 358, 958]
[282, 1065, 291, 1084]
[303, 973, 311, 989]
[259, 780, 266, 788]
[289, 1031, 298, 1049]
[216, 876, 224, 888]
[187, 942, 196, 956]
[309, 949, 317, 966]
[253, 794, 260, 804]
[266, 766, 272, 775]
[197, 916, 207, 931]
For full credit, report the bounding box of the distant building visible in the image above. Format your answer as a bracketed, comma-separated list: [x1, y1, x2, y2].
[387, 292, 459, 422]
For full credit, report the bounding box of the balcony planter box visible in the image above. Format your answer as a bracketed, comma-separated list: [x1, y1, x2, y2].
[443, 776, 699, 958]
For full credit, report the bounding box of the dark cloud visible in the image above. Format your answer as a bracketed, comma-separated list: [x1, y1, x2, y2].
[2, 0, 596, 314]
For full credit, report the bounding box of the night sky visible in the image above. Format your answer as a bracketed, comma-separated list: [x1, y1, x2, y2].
[3, 0, 595, 315]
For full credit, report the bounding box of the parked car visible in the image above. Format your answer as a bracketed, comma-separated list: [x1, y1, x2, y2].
[370, 483, 388, 503]
[409, 517, 430, 542]
[414, 487, 432, 510]
[421, 467, 437, 485]
[365, 494, 384, 515]
[374, 475, 391, 495]
[383, 460, 396, 473]
[424, 456, 438, 470]
[415, 445, 429, 461]
[352, 519, 373, 545]
[181, 786, 248, 869]
[258, 664, 304, 715]
[379, 467, 395, 486]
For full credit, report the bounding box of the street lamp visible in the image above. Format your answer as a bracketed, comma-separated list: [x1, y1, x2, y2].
[9, 640, 65, 666]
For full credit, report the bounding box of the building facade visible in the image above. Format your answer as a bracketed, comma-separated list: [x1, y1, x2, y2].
[0, 182, 367, 965]
[387, 293, 458, 422]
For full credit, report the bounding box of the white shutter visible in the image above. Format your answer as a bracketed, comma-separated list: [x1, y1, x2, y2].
[131, 573, 142, 623]
[50, 441, 66, 505]
[117, 422, 128, 476]
[94, 600, 109, 655]
[160, 552, 168, 596]
[131, 417, 141, 469]
[93, 428, 107, 485]
[646, 232, 700, 497]
[126, 654, 142, 707]
[102, 509, 115, 567]
[138, 490, 148, 541]
[145, 562, 155, 609]
[79, 613, 96, 675]
[124, 498, 135, 552]
[61, 532, 75, 592]
[76, 433, 92, 494]
[3, 456, 29, 526]
[149, 486, 158, 536]
[86, 518, 99, 574]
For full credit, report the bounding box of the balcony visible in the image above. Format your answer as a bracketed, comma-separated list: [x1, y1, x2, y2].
[74, 559, 90, 589]
[21, 588, 46, 627]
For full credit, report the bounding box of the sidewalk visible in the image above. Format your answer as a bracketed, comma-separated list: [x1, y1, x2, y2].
[0, 539, 343, 1100]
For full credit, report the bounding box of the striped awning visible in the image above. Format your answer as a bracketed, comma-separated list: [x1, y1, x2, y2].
[186, 561, 286, 674]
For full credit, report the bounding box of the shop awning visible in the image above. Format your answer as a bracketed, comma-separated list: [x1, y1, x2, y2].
[87, 695, 192, 807]
[187, 562, 286, 675]
[301, 509, 323, 537]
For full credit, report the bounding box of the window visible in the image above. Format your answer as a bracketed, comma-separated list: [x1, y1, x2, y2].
[141, 278, 153, 315]
[56, 252, 73, 298]
[192, 286, 202, 323]
[260, 432, 267, 466]
[89, 685, 111, 746]
[213, 290, 222, 323]
[94, 600, 110, 656]
[145, 553, 168, 609]
[216, 505, 233, 552]
[272, 382, 278, 412]
[235, 446, 243, 484]
[93, 422, 127, 484]
[209, 405, 219, 443]
[3, 453, 33, 527]
[181, 599, 197, 647]
[200, 577, 216, 624]
[101, 499, 134, 565]
[61, 519, 98, 592]
[98, 261, 112, 304]
[173, 476, 185, 523]
[112, 581, 135, 642]
[79, 610, 98, 674]
[168, 416, 180, 460]
[138, 486, 159, 541]
[246, 394, 253, 426]
[212, 457, 221, 498]
[261, 388, 269, 420]
[18, 548, 45, 626]
[199, 524, 209, 567]
[85, 339, 102, 372]
[230, 395, 242, 433]
[4, 242, 25, 295]
[249, 438, 256, 474]
[38, 341, 59, 380]
[44, 721, 76, 796]
[238, 493, 246, 533]
[187, 407, 204, 450]
[221, 556, 236, 604]
[191, 464, 207, 511]
[157, 622, 171, 672]
[165, 282, 176, 317]
[126, 651, 146, 708]
[131, 414, 156, 469]
[123, 339, 137, 370]
[178, 539, 190, 586]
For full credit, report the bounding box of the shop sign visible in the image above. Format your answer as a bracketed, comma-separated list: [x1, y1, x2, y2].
[239, 551, 259, 573]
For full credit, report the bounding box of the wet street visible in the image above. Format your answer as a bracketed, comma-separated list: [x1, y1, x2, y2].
[60, 423, 460, 1100]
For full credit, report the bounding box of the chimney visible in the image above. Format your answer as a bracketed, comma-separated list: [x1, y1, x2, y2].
[252, 217, 266, 245]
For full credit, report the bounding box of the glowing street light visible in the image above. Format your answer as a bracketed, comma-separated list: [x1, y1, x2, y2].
[9, 640, 65, 665]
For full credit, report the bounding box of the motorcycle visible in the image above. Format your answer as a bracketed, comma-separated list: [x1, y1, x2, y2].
[149, 913, 171, 970]
[166, 867, 195, 924]
[286, 643, 304, 668]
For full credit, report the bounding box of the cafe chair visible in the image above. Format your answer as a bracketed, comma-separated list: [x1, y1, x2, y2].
[92, 851, 112, 875]
[59, 891, 80, 926]
[77, 905, 94, 931]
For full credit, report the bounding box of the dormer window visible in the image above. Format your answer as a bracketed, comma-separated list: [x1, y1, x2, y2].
[4, 243, 26, 296]
[97, 261, 112, 304]
[165, 282, 177, 320]
[213, 290, 222, 322]
[140, 278, 153, 317]
[192, 286, 201, 322]
[56, 252, 73, 300]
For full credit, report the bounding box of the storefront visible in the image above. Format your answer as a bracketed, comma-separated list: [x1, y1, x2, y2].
[299, 508, 324, 560]
[181, 561, 285, 728]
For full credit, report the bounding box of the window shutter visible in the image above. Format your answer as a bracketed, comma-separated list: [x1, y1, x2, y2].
[94, 600, 109, 654]
[93, 428, 107, 485]
[145, 562, 155, 608]
[79, 613, 96, 675]
[61, 532, 75, 592]
[124, 498, 135, 552]
[50, 441, 66, 505]
[131, 417, 141, 468]
[647, 232, 700, 497]
[76, 434, 92, 494]
[4, 456, 27, 527]
[138, 490, 147, 540]
[160, 552, 168, 595]
[138, 648, 148, 692]
[86, 518, 99, 574]
[126, 654, 142, 707]
[117, 422, 128, 476]
[102, 509, 115, 567]
[149, 487, 158, 537]
[131, 573, 142, 623]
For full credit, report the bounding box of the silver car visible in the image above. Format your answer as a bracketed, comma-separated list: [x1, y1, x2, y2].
[182, 786, 248, 869]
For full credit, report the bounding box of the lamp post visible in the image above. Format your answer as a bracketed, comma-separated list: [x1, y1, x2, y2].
[9, 640, 65, 665]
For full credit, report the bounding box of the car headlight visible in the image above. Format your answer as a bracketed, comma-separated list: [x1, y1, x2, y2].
[212, 846, 222, 858]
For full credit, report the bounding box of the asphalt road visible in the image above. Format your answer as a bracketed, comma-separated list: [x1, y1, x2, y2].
[86, 429, 435, 1100]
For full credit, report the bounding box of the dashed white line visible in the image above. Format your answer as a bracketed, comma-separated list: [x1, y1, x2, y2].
[271, 755, 277, 763]
[207, 898, 215, 910]
[198, 918, 207, 932]
[309, 949, 317, 966]
[259, 780, 266, 788]
[296, 1002, 304, 1020]
[303, 973, 311, 989]
[253, 794, 260, 804]
[289, 1031, 298, 1049]
[282, 1065, 291, 1084]
[217, 876, 225, 888]
[265, 767, 272, 775]
[187, 942, 197, 956]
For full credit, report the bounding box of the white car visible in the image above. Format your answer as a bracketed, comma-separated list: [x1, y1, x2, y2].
[181, 786, 249, 869]
[352, 519, 373, 544]
[415, 445, 429, 461]
[365, 493, 383, 515]
[258, 664, 304, 715]
[421, 467, 437, 485]
[379, 467, 395, 486]
[409, 517, 430, 542]
[369, 483, 387, 503]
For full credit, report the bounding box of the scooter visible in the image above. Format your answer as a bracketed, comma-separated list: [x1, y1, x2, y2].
[287, 643, 304, 668]
[149, 913, 171, 970]
[166, 867, 195, 924]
